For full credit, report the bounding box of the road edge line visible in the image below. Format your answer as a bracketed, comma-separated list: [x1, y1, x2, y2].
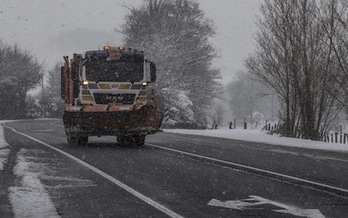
[4, 124, 184, 218]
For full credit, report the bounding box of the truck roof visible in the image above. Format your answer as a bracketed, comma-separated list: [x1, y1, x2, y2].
[85, 49, 145, 62]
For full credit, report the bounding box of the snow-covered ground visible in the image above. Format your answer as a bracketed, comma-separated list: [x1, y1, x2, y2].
[8, 149, 60, 218]
[0, 121, 59, 217]
[0, 122, 10, 171]
[1, 120, 97, 218]
[165, 128, 348, 153]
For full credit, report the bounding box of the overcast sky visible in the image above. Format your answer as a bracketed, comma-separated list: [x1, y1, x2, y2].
[0, 0, 261, 84]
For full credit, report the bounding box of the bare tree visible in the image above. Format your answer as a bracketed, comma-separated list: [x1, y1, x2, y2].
[318, 0, 348, 115]
[245, 0, 348, 140]
[227, 71, 279, 123]
[227, 72, 258, 121]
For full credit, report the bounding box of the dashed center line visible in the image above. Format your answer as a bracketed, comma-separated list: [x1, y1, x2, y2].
[269, 149, 348, 163]
[147, 143, 348, 198]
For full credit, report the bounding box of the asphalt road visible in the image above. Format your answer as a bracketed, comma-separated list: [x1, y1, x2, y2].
[1, 119, 348, 217]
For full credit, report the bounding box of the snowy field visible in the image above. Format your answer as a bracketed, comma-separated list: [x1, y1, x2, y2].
[165, 128, 348, 153]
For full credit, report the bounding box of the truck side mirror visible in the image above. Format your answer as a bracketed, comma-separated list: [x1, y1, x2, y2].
[150, 62, 156, 82]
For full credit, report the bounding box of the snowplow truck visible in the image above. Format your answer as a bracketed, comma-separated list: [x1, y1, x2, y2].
[61, 46, 161, 146]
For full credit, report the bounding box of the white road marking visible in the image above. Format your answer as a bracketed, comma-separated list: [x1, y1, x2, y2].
[33, 129, 55, 132]
[4, 124, 183, 218]
[49, 122, 64, 128]
[163, 134, 215, 143]
[270, 149, 348, 163]
[302, 153, 348, 163]
[269, 149, 300, 155]
[161, 132, 348, 163]
[208, 196, 325, 218]
[147, 143, 348, 197]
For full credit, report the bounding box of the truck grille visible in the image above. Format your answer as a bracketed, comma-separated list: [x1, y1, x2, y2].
[94, 93, 136, 105]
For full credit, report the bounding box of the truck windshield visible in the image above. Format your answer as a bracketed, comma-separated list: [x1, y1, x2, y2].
[85, 61, 143, 82]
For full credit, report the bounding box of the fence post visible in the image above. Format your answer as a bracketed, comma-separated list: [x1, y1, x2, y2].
[335, 132, 338, 143]
[229, 122, 232, 129]
[244, 118, 247, 129]
[340, 125, 343, 144]
[265, 119, 268, 129]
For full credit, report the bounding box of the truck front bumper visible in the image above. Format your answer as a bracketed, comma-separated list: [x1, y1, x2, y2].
[63, 106, 161, 137]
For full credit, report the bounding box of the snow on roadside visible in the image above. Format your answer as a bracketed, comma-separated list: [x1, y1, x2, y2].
[0, 122, 10, 171]
[0, 149, 10, 171]
[0, 119, 58, 171]
[165, 129, 348, 153]
[8, 149, 60, 218]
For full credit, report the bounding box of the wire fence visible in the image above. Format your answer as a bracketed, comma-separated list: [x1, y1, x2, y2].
[214, 119, 348, 145]
[323, 133, 348, 144]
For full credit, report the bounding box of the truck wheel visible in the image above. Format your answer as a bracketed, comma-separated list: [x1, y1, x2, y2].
[67, 135, 88, 146]
[78, 136, 89, 146]
[118, 135, 145, 147]
[67, 135, 77, 146]
[133, 135, 145, 147]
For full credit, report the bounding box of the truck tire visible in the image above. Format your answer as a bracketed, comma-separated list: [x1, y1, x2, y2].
[78, 136, 89, 146]
[118, 135, 145, 147]
[67, 135, 88, 146]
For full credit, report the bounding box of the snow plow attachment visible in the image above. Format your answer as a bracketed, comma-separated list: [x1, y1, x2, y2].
[63, 105, 161, 137]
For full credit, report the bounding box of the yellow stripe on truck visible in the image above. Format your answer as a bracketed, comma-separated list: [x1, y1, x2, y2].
[118, 84, 131, 90]
[137, 96, 147, 102]
[99, 84, 111, 89]
[82, 96, 94, 101]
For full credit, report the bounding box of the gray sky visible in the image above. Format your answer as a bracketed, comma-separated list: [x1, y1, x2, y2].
[0, 0, 261, 84]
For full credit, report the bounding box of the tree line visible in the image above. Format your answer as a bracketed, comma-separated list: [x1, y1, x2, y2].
[0, 42, 42, 119]
[0, 0, 222, 126]
[5, 0, 346, 142]
[245, 0, 348, 140]
[0, 41, 63, 119]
